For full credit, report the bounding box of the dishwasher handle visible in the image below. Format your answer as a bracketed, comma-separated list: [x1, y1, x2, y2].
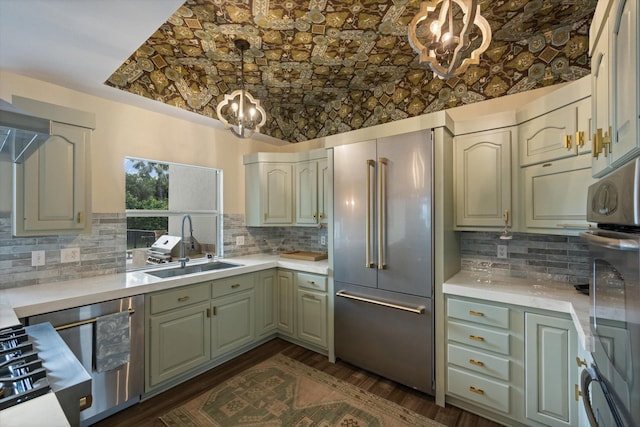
[54, 308, 136, 332]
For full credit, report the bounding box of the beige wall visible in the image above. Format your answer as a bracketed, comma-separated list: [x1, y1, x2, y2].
[0, 71, 281, 215]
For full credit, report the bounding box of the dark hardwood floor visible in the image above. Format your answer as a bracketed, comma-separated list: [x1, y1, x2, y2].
[93, 338, 503, 427]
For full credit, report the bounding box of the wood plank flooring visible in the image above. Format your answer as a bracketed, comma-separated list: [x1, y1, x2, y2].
[92, 338, 503, 427]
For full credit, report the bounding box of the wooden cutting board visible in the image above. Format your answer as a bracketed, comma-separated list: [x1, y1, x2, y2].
[280, 251, 328, 261]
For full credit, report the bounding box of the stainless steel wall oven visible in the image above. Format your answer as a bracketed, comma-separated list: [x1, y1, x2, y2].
[580, 158, 640, 427]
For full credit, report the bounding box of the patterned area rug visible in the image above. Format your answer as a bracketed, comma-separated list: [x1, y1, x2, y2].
[159, 354, 444, 427]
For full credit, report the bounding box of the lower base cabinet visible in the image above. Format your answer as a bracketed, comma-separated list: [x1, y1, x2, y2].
[145, 268, 328, 392]
[446, 295, 578, 427]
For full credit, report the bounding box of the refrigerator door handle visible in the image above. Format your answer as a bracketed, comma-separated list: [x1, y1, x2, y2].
[378, 157, 388, 269]
[336, 291, 425, 314]
[366, 159, 376, 268]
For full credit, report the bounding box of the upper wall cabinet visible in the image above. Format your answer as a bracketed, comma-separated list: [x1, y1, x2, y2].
[454, 124, 514, 229]
[590, 0, 640, 177]
[243, 149, 327, 227]
[12, 97, 94, 236]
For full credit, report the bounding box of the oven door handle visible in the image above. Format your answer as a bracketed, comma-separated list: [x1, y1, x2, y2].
[579, 231, 640, 251]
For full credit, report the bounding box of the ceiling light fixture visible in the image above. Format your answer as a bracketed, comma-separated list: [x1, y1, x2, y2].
[408, 0, 492, 80]
[216, 39, 266, 139]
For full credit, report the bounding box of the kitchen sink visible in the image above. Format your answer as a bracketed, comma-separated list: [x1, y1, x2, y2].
[146, 261, 242, 279]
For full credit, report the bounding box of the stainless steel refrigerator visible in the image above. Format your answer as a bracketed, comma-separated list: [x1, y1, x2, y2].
[333, 129, 434, 394]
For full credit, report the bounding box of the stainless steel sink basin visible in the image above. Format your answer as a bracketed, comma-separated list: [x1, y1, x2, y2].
[146, 261, 242, 279]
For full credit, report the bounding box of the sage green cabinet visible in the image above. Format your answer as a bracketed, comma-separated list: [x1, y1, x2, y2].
[146, 282, 211, 390]
[454, 127, 513, 229]
[524, 312, 578, 427]
[295, 272, 328, 350]
[276, 270, 295, 336]
[244, 161, 293, 226]
[295, 157, 329, 225]
[14, 121, 91, 236]
[256, 269, 277, 337]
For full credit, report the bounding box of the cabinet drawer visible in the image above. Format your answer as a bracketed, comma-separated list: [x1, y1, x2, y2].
[149, 282, 210, 315]
[448, 298, 509, 329]
[296, 272, 327, 292]
[448, 367, 510, 414]
[447, 343, 510, 381]
[448, 321, 510, 355]
[211, 273, 255, 298]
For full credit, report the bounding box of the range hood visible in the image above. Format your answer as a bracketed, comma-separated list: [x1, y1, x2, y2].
[0, 98, 52, 163]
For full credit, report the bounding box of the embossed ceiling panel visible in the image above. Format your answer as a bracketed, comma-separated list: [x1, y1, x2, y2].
[106, 0, 596, 142]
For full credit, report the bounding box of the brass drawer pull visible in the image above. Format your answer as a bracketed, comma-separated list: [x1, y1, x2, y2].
[304, 293, 318, 300]
[575, 384, 582, 401]
[178, 296, 190, 302]
[308, 280, 316, 285]
[231, 284, 240, 288]
[469, 386, 484, 395]
[79, 395, 92, 411]
[469, 310, 484, 317]
[469, 335, 485, 342]
[469, 359, 485, 367]
[576, 357, 588, 368]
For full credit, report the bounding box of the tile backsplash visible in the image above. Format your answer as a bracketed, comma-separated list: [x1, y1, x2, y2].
[0, 212, 127, 289]
[0, 212, 328, 289]
[459, 231, 590, 284]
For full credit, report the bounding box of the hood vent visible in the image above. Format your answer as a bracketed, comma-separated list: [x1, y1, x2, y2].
[0, 98, 52, 163]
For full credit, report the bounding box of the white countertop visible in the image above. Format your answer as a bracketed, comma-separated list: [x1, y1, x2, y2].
[0, 254, 329, 323]
[443, 271, 592, 351]
[0, 393, 70, 427]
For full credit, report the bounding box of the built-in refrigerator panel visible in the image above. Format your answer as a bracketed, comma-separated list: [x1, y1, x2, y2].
[333, 139, 378, 289]
[376, 130, 433, 297]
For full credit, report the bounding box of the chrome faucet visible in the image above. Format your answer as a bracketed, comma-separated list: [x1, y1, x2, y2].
[179, 214, 194, 268]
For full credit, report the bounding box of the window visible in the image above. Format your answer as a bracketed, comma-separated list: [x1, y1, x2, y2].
[125, 157, 223, 270]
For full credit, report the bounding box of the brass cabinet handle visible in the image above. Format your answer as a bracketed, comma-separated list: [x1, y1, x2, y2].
[178, 296, 190, 302]
[576, 357, 588, 368]
[469, 386, 484, 395]
[206, 308, 211, 318]
[212, 306, 217, 316]
[308, 280, 316, 285]
[469, 310, 484, 317]
[576, 131, 585, 147]
[469, 335, 485, 342]
[318, 213, 324, 219]
[231, 284, 240, 288]
[304, 293, 318, 300]
[563, 134, 572, 149]
[77, 212, 82, 223]
[79, 395, 93, 411]
[575, 384, 582, 401]
[469, 359, 485, 367]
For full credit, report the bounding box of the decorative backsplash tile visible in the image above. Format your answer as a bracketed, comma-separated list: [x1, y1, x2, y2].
[0, 213, 127, 289]
[459, 231, 590, 285]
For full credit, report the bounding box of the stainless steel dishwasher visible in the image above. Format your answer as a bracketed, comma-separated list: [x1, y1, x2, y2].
[27, 295, 144, 426]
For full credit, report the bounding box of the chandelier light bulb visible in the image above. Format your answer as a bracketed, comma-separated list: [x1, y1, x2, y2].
[231, 102, 238, 112]
[430, 21, 440, 34]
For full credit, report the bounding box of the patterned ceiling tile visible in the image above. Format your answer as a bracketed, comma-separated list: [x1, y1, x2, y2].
[106, 0, 597, 143]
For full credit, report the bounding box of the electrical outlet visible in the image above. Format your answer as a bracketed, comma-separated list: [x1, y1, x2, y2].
[61, 247, 80, 263]
[31, 251, 45, 267]
[320, 235, 326, 245]
[497, 245, 508, 259]
[236, 236, 245, 246]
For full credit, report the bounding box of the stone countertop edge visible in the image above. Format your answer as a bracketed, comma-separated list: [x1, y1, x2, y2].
[0, 254, 329, 323]
[443, 271, 592, 352]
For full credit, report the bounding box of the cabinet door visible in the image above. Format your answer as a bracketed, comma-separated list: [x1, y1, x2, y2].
[454, 129, 512, 228]
[246, 162, 293, 225]
[276, 270, 295, 336]
[519, 103, 578, 166]
[524, 155, 596, 231]
[297, 289, 327, 349]
[256, 269, 277, 336]
[295, 160, 318, 224]
[211, 289, 255, 358]
[591, 16, 613, 177]
[14, 121, 89, 235]
[148, 301, 210, 388]
[611, 0, 639, 167]
[525, 313, 577, 427]
[318, 158, 329, 223]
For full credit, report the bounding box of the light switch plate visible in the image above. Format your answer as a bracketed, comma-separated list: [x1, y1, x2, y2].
[236, 236, 245, 246]
[497, 245, 508, 259]
[320, 236, 326, 245]
[32, 251, 45, 266]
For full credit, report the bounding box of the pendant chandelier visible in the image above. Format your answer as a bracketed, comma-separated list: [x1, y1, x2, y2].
[216, 39, 266, 139]
[408, 0, 492, 80]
